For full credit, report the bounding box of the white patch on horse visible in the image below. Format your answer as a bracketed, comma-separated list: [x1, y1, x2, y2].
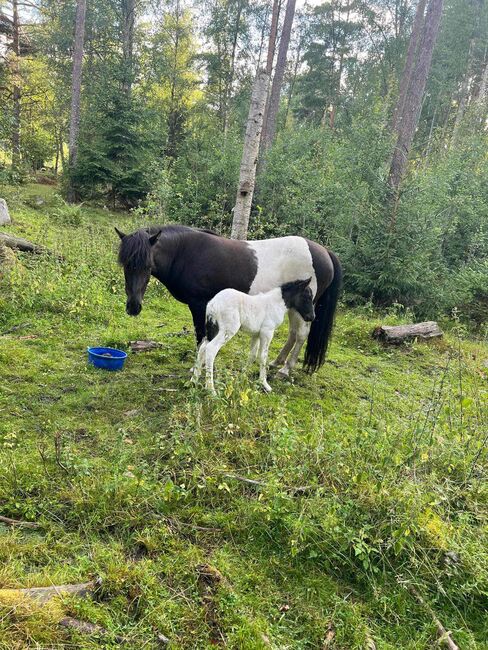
[246, 236, 317, 297]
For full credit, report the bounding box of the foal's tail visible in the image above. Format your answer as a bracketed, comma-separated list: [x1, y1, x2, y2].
[304, 251, 342, 373]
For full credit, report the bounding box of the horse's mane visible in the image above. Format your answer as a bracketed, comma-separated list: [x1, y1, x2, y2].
[118, 230, 153, 270]
[118, 225, 221, 270]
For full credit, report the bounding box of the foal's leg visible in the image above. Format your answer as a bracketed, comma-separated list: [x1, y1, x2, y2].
[248, 335, 260, 366]
[258, 330, 274, 393]
[205, 330, 237, 394]
[192, 338, 207, 382]
[278, 315, 311, 378]
[270, 311, 297, 369]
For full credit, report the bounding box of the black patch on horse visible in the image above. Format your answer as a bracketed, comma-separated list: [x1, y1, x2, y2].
[206, 316, 219, 342]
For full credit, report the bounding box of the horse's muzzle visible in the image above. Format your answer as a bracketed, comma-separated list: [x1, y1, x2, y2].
[126, 301, 142, 316]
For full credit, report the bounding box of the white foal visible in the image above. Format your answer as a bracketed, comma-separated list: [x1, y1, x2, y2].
[193, 278, 315, 394]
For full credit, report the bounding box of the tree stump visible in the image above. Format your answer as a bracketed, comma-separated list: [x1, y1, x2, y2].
[373, 321, 443, 344]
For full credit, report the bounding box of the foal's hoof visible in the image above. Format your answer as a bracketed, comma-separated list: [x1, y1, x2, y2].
[262, 382, 273, 393]
[276, 368, 291, 381]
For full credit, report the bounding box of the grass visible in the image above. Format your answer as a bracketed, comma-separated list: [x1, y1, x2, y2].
[0, 184, 487, 649]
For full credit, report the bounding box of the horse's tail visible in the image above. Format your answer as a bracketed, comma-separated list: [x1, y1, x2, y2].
[303, 251, 342, 373]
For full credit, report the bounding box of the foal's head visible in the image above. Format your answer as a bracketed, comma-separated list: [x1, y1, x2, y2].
[116, 227, 161, 316]
[281, 278, 315, 322]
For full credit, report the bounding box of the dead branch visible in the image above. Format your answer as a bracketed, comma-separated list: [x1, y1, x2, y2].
[0, 322, 32, 336]
[0, 514, 40, 529]
[59, 617, 126, 643]
[409, 586, 459, 650]
[0, 581, 96, 604]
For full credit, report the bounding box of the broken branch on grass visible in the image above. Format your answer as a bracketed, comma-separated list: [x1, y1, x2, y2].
[0, 514, 41, 529]
[0, 322, 32, 336]
[59, 617, 126, 643]
[0, 581, 96, 604]
[409, 586, 459, 650]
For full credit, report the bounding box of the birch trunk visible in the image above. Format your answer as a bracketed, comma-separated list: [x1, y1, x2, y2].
[388, 0, 444, 197]
[391, 0, 427, 133]
[231, 69, 270, 240]
[67, 0, 87, 202]
[260, 0, 296, 157]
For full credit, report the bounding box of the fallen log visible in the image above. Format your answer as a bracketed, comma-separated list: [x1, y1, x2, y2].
[0, 232, 45, 254]
[0, 581, 95, 604]
[373, 321, 443, 344]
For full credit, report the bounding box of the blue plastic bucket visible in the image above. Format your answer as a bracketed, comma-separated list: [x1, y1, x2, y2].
[87, 347, 127, 371]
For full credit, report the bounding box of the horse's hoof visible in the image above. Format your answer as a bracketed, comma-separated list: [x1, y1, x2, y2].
[262, 383, 272, 393]
[276, 369, 290, 381]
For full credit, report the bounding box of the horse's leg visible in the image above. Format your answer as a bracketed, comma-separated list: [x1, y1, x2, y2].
[204, 332, 230, 394]
[247, 335, 260, 366]
[192, 338, 207, 383]
[270, 311, 297, 368]
[189, 301, 207, 346]
[278, 315, 311, 378]
[258, 330, 273, 393]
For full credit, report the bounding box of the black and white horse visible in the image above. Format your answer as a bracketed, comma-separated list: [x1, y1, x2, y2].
[116, 225, 342, 377]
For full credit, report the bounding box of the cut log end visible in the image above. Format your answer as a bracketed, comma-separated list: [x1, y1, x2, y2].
[373, 321, 443, 344]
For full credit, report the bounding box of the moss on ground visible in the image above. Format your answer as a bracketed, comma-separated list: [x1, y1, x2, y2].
[0, 185, 487, 649]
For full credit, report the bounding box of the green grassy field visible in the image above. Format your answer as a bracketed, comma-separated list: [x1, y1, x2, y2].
[0, 185, 487, 649]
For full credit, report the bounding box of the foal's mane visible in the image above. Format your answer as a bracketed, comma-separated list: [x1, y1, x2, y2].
[118, 225, 220, 271]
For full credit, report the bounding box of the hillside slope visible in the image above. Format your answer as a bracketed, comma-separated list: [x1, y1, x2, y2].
[0, 186, 487, 649]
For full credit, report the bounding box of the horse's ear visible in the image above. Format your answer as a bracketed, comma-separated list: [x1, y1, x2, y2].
[115, 227, 126, 240]
[302, 277, 312, 287]
[149, 230, 162, 246]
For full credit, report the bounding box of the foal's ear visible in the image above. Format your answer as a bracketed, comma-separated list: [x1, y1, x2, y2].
[302, 277, 312, 287]
[115, 227, 126, 240]
[149, 230, 162, 246]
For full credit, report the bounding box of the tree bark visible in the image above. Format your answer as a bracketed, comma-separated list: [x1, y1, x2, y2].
[260, 0, 296, 158]
[11, 0, 21, 171]
[391, 0, 427, 133]
[388, 0, 444, 198]
[223, 0, 244, 135]
[122, 0, 135, 96]
[265, 0, 281, 76]
[67, 0, 87, 202]
[231, 69, 270, 240]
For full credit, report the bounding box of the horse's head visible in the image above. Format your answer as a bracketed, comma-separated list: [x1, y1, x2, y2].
[281, 277, 315, 322]
[116, 227, 161, 316]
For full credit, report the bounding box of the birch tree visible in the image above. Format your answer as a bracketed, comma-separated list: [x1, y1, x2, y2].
[231, 69, 269, 240]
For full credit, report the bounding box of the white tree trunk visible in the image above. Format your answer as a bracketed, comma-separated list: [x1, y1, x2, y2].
[231, 69, 270, 240]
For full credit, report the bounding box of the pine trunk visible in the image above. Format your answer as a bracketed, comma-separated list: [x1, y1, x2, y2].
[260, 0, 296, 157]
[122, 0, 135, 96]
[231, 69, 270, 240]
[67, 0, 87, 202]
[11, 0, 21, 171]
[388, 0, 444, 197]
[391, 0, 427, 133]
